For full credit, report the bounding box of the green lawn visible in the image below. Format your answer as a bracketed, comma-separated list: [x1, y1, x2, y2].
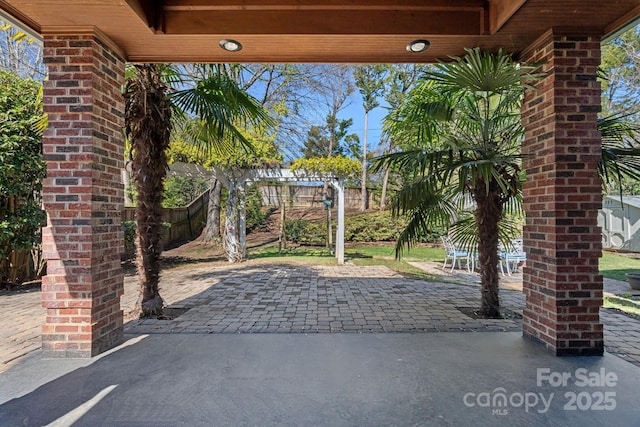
[249, 243, 446, 282]
[346, 244, 443, 262]
[604, 295, 640, 318]
[344, 244, 446, 280]
[250, 242, 640, 285]
[600, 251, 640, 282]
[350, 245, 640, 283]
[249, 246, 338, 266]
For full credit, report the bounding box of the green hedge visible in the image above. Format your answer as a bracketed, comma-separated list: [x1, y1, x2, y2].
[284, 211, 444, 244]
[123, 221, 171, 259]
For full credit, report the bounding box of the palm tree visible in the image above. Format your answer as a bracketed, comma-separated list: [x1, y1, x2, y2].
[379, 48, 543, 318]
[124, 64, 172, 317]
[124, 63, 269, 317]
[380, 49, 640, 318]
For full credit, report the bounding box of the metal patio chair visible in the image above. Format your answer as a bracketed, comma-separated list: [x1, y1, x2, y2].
[500, 238, 527, 276]
[441, 236, 473, 272]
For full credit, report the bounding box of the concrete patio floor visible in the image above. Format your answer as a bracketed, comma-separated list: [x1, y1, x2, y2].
[1, 332, 639, 426]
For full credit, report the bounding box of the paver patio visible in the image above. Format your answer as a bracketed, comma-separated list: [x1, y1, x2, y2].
[2, 261, 640, 371]
[124, 264, 524, 335]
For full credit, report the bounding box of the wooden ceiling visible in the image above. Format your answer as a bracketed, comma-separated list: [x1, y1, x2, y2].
[1, 0, 639, 63]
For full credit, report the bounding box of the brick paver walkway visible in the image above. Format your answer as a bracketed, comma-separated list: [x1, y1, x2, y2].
[0, 287, 42, 369]
[124, 264, 524, 335]
[3, 261, 640, 371]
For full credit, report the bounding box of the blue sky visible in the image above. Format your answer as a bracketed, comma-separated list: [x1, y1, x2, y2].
[338, 92, 389, 156]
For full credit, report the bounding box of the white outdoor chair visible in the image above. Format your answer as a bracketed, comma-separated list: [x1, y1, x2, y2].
[500, 238, 526, 276]
[441, 236, 473, 272]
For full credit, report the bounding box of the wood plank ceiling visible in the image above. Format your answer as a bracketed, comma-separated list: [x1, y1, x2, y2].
[1, 0, 639, 63]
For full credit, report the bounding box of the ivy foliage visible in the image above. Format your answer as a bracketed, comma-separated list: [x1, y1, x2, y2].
[163, 176, 210, 208]
[0, 70, 46, 280]
[290, 155, 360, 178]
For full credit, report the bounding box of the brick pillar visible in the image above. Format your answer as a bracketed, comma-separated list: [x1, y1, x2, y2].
[520, 29, 603, 356]
[41, 30, 125, 357]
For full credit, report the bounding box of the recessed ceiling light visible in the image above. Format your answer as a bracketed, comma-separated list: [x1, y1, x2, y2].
[406, 39, 430, 53]
[219, 39, 243, 52]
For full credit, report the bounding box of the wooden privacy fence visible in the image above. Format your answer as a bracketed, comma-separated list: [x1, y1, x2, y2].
[121, 184, 375, 249]
[123, 190, 210, 247]
[258, 184, 375, 209]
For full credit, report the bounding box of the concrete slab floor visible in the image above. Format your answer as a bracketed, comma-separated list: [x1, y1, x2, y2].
[0, 333, 638, 426]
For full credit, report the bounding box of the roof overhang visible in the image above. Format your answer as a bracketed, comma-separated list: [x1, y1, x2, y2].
[1, 0, 639, 63]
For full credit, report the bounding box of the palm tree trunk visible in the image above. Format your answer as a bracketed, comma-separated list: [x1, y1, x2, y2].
[474, 185, 502, 318]
[124, 64, 172, 317]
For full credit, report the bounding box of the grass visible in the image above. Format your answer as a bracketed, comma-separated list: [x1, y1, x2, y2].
[604, 295, 640, 318]
[346, 244, 444, 262]
[252, 244, 640, 275]
[250, 243, 640, 293]
[600, 251, 640, 282]
[346, 244, 446, 280]
[348, 245, 640, 282]
[348, 256, 440, 281]
[249, 246, 338, 266]
[248, 243, 447, 282]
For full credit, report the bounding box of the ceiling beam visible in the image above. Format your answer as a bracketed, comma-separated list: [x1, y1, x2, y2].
[490, 0, 527, 34]
[0, 0, 41, 34]
[605, 4, 640, 38]
[163, 9, 484, 35]
[162, 0, 485, 11]
[125, 0, 165, 33]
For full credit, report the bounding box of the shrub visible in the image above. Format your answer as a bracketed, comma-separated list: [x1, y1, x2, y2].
[245, 185, 268, 231]
[0, 71, 46, 283]
[163, 176, 209, 208]
[122, 220, 171, 260]
[284, 219, 308, 243]
[282, 211, 445, 245]
[284, 219, 325, 244]
[123, 221, 137, 258]
[345, 211, 444, 243]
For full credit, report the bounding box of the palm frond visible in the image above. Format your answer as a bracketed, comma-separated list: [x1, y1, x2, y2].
[393, 182, 458, 258]
[383, 79, 455, 147]
[448, 214, 523, 251]
[170, 64, 272, 156]
[427, 47, 545, 93]
[598, 113, 640, 193]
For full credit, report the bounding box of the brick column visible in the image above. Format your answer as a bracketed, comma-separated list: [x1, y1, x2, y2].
[41, 30, 125, 357]
[520, 29, 604, 356]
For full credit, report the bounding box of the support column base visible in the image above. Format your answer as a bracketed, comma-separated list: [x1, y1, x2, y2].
[523, 331, 604, 357]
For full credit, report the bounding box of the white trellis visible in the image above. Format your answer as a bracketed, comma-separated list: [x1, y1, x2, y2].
[243, 169, 345, 264]
[175, 165, 346, 264]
